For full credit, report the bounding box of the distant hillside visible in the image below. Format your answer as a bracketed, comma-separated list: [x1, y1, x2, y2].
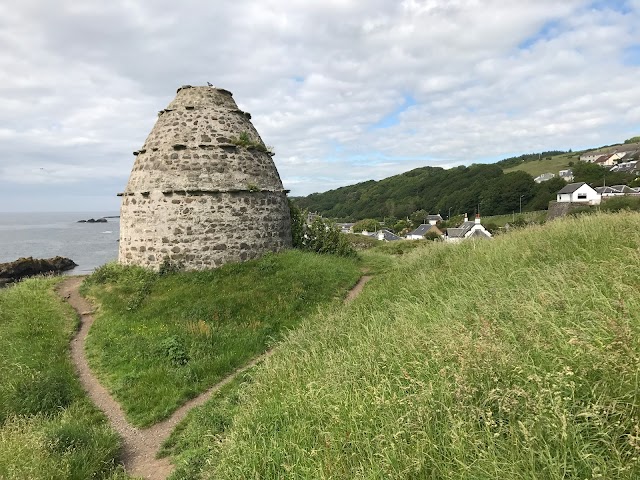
[294, 136, 639, 221]
[293, 164, 564, 221]
[503, 136, 640, 177]
[503, 151, 580, 177]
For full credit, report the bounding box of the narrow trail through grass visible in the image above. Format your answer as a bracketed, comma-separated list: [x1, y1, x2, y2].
[58, 271, 373, 480]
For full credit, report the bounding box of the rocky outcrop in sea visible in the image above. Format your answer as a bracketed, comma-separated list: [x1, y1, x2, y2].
[0, 256, 77, 287]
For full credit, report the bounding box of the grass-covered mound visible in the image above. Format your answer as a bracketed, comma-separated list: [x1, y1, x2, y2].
[0, 278, 127, 480]
[82, 250, 362, 427]
[196, 212, 640, 479]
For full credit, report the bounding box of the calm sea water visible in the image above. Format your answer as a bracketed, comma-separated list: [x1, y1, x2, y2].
[0, 212, 120, 274]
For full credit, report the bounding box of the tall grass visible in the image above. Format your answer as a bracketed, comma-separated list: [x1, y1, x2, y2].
[82, 250, 362, 427]
[196, 212, 640, 479]
[0, 278, 128, 480]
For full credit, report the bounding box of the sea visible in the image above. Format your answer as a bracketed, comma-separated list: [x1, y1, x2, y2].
[0, 212, 120, 275]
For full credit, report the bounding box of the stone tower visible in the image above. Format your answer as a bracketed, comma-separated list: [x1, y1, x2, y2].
[118, 85, 292, 270]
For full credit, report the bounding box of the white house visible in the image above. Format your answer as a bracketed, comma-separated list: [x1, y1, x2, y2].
[427, 214, 443, 225]
[559, 169, 574, 182]
[335, 223, 355, 233]
[594, 154, 618, 167]
[580, 152, 602, 162]
[610, 161, 638, 173]
[406, 224, 443, 240]
[556, 182, 601, 205]
[362, 229, 402, 242]
[534, 172, 556, 183]
[445, 214, 492, 243]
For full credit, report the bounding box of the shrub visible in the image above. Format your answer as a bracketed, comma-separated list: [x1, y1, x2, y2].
[343, 233, 378, 250]
[352, 218, 380, 233]
[160, 336, 190, 367]
[600, 196, 640, 213]
[569, 206, 594, 217]
[304, 218, 356, 257]
[289, 202, 356, 257]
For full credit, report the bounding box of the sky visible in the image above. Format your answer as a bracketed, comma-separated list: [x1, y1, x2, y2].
[0, 0, 639, 212]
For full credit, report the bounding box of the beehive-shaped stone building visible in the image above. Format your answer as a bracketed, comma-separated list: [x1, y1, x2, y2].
[118, 85, 292, 270]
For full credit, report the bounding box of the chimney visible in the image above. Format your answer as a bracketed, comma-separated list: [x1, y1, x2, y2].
[475, 213, 481, 224]
[464, 213, 468, 222]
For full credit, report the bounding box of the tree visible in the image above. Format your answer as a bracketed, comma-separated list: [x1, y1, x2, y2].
[527, 177, 567, 211]
[572, 162, 634, 186]
[393, 219, 413, 235]
[352, 218, 380, 233]
[480, 171, 535, 215]
[409, 209, 428, 228]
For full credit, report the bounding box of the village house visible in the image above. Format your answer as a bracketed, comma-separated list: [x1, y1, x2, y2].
[362, 229, 401, 242]
[335, 222, 355, 234]
[406, 224, 443, 240]
[534, 172, 556, 183]
[556, 182, 601, 204]
[580, 143, 640, 164]
[427, 214, 443, 225]
[596, 185, 640, 197]
[559, 169, 574, 182]
[445, 214, 492, 243]
[579, 152, 602, 162]
[610, 161, 638, 173]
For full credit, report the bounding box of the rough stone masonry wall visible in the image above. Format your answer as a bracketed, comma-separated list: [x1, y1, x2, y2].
[119, 85, 292, 270]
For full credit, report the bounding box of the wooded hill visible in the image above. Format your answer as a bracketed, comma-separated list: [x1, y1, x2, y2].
[293, 164, 565, 221]
[293, 148, 637, 221]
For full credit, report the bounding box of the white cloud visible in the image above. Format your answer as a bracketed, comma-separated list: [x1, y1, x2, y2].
[0, 0, 639, 211]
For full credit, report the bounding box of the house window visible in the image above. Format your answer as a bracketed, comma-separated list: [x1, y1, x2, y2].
[577, 193, 587, 199]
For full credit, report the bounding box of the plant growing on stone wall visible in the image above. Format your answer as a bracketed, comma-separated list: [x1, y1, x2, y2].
[235, 131, 252, 147]
[231, 131, 270, 153]
[159, 256, 185, 275]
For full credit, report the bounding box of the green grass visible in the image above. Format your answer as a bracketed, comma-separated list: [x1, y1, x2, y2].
[189, 212, 640, 479]
[82, 250, 362, 427]
[503, 151, 580, 177]
[483, 209, 548, 227]
[158, 373, 251, 480]
[0, 278, 129, 480]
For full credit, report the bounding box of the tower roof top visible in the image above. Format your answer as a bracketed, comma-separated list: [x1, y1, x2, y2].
[123, 85, 285, 195]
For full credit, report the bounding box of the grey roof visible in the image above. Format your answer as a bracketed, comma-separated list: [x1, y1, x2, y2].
[447, 221, 475, 238]
[535, 172, 555, 180]
[557, 182, 587, 194]
[469, 229, 491, 239]
[596, 186, 617, 194]
[610, 185, 635, 193]
[408, 224, 434, 236]
[379, 229, 402, 241]
[446, 228, 466, 238]
[610, 161, 638, 173]
[427, 214, 443, 221]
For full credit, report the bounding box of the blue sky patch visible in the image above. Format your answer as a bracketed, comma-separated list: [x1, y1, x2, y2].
[370, 94, 416, 130]
[518, 19, 562, 50]
[588, 0, 632, 14]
